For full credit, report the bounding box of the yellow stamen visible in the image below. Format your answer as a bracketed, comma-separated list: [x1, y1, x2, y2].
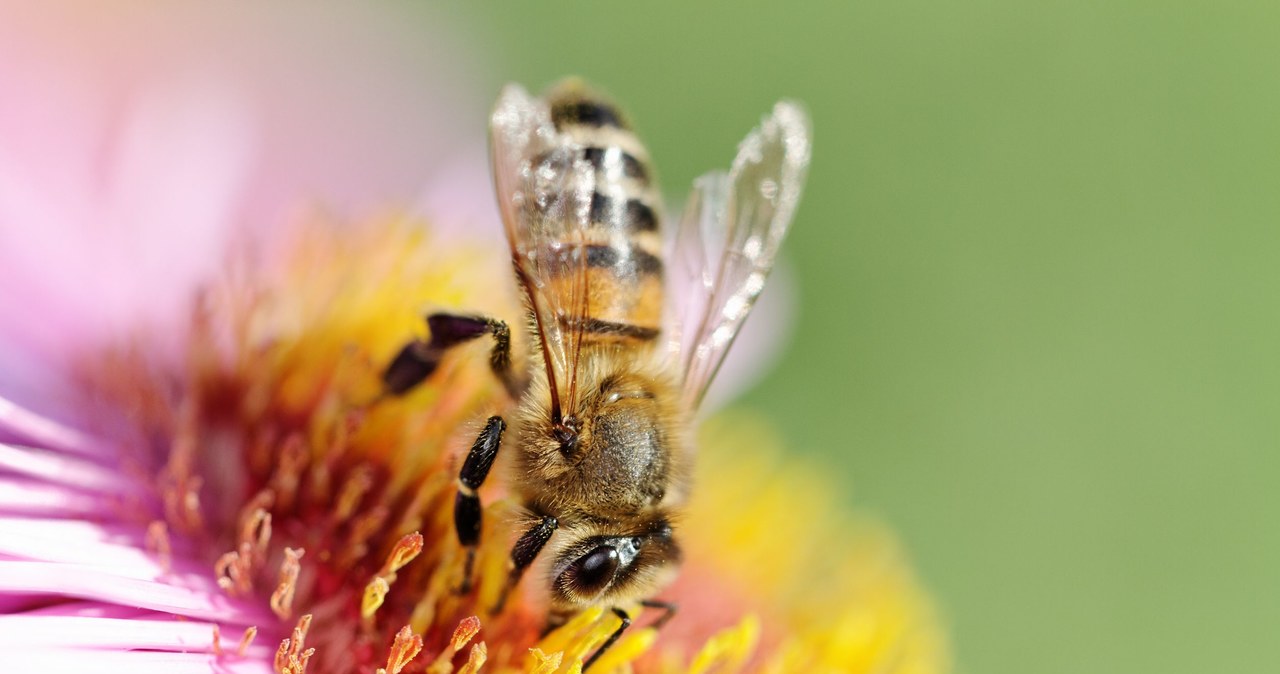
[270, 434, 308, 512]
[427, 615, 483, 674]
[238, 489, 276, 562]
[335, 463, 376, 521]
[145, 520, 171, 572]
[451, 615, 482, 651]
[377, 625, 425, 674]
[457, 642, 488, 674]
[214, 545, 255, 596]
[584, 627, 658, 674]
[382, 532, 425, 577]
[362, 576, 390, 620]
[341, 503, 389, 566]
[275, 614, 315, 674]
[687, 615, 760, 674]
[525, 648, 563, 674]
[271, 547, 305, 620]
[238, 626, 258, 657]
[536, 605, 604, 656]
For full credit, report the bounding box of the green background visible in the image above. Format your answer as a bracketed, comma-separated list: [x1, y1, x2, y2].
[452, 3, 1279, 673]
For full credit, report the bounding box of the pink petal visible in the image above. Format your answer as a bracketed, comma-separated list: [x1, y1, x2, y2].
[0, 614, 273, 658]
[0, 443, 132, 495]
[0, 398, 105, 458]
[4, 650, 274, 674]
[0, 561, 267, 625]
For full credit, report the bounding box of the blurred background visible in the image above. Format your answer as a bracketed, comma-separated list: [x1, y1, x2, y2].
[2, 3, 1274, 673]
[449, 3, 1279, 674]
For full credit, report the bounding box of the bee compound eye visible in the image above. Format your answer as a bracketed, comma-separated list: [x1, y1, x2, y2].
[562, 545, 621, 596]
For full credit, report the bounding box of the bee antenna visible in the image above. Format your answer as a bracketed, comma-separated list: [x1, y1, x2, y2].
[513, 261, 565, 423]
[553, 416, 582, 455]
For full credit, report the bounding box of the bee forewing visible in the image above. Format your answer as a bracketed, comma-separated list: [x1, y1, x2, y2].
[490, 84, 542, 244]
[667, 101, 812, 408]
[489, 83, 598, 417]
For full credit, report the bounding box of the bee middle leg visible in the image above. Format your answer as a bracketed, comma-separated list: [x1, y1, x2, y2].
[382, 312, 519, 397]
[453, 415, 507, 594]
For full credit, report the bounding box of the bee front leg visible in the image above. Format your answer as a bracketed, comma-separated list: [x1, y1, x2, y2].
[641, 598, 678, 629]
[490, 514, 558, 614]
[453, 415, 505, 594]
[579, 601, 675, 670]
[382, 313, 519, 397]
[583, 608, 632, 671]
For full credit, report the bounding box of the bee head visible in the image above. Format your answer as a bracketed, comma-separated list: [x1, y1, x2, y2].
[549, 517, 680, 608]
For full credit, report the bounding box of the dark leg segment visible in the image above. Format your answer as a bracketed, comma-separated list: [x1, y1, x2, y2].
[382, 313, 517, 397]
[583, 608, 632, 671]
[491, 515, 558, 614]
[579, 600, 675, 670]
[381, 340, 436, 396]
[640, 599, 678, 629]
[453, 416, 505, 594]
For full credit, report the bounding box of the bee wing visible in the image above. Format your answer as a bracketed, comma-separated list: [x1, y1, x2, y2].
[490, 84, 596, 420]
[667, 101, 812, 408]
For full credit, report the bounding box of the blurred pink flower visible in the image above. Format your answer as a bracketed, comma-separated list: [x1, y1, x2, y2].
[0, 2, 492, 419]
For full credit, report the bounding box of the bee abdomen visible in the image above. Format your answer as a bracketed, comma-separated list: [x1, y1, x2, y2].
[544, 80, 667, 345]
[590, 193, 658, 233]
[583, 244, 662, 277]
[582, 147, 650, 185]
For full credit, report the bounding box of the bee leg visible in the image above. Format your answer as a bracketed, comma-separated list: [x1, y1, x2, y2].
[641, 599, 678, 629]
[583, 608, 632, 671]
[381, 313, 518, 397]
[491, 514, 558, 614]
[454, 415, 506, 594]
[381, 337, 440, 396]
[427, 313, 520, 397]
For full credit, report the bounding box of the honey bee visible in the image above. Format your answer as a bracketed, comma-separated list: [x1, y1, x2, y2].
[383, 78, 810, 668]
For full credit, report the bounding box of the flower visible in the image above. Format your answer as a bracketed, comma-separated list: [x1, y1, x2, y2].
[0, 5, 948, 673]
[1, 216, 947, 673]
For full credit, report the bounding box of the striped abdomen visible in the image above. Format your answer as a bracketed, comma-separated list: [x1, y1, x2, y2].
[541, 80, 665, 345]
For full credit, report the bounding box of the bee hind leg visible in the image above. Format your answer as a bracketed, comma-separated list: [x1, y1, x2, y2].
[382, 313, 519, 397]
[454, 415, 505, 594]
